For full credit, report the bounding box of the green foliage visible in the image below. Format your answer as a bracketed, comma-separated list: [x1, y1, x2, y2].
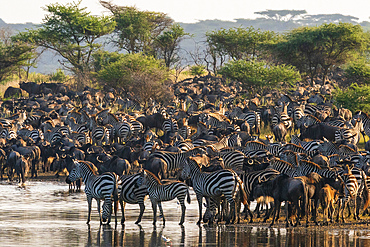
[49, 69, 69, 83]
[154, 24, 189, 68]
[95, 52, 171, 106]
[100, 1, 173, 55]
[333, 83, 370, 113]
[15, 1, 115, 87]
[0, 40, 35, 82]
[269, 23, 368, 83]
[218, 59, 300, 93]
[344, 59, 370, 84]
[206, 26, 277, 61]
[27, 72, 49, 83]
[189, 65, 206, 76]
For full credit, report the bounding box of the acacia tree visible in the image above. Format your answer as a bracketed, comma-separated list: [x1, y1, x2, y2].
[15, 1, 115, 87]
[270, 23, 368, 84]
[153, 24, 189, 68]
[100, 1, 173, 55]
[205, 27, 277, 61]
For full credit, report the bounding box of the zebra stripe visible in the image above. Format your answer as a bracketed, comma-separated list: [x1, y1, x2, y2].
[66, 160, 118, 224]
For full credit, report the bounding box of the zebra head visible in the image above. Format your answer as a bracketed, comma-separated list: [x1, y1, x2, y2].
[65, 161, 81, 184]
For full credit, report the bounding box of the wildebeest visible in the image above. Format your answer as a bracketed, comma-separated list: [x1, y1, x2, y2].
[4, 87, 23, 99]
[272, 122, 287, 143]
[253, 174, 308, 227]
[319, 184, 340, 225]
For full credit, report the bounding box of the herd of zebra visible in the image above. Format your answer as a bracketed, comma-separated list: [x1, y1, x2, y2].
[2, 77, 370, 227]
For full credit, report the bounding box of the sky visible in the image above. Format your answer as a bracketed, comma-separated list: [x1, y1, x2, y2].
[0, 0, 369, 24]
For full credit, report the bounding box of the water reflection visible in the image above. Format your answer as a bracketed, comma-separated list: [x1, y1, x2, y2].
[1, 181, 370, 247]
[81, 223, 370, 247]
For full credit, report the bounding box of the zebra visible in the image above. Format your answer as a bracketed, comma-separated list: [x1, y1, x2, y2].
[139, 170, 190, 225]
[283, 143, 318, 157]
[119, 173, 149, 224]
[174, 140, 194, 152]
[88, 116, 109, 146]
[334, 118, 363, 145]
[267, 158, 297, 177]
[206, 146, 245, 172]
[149, 147, 206, 174]
[162, 117, 179, 134]
[354, 111, 370, 142]
[336, 167, 361, 222]
[181, 157, 248, 225]
[296, 160, 337, 178]
[290, 135, 322, 152]
[65, 160, 119, 224]
[237, 110, 260, 135]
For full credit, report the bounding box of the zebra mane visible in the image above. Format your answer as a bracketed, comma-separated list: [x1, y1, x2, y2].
[299, 160, 322, 170]
[271, 157, 295, 168]
[108, 112, 120, 122]
[144, 169, 162, 185]
[79, 161, 98, 175]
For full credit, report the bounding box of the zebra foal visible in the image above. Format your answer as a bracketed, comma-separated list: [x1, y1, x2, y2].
[139, 170, 191, 225]
[66, 160, 119, 225]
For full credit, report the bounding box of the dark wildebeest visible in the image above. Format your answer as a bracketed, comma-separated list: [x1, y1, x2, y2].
[4, 87, 23, 99]
[253, 174, 308, 227]
[300, 123, 343, 142]
[144, 157, 168, 179]
[272, 122, 287, 143]
[19, 82, 41, 96]
[98, 155, 131, 176]
[15, 155, 30, 186]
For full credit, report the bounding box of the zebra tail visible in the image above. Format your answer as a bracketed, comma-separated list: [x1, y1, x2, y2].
[113, 174, 119, 216]
[362, 172, 370, 211]
[235, 174, 248, 205]
[186, 187, 191, 204]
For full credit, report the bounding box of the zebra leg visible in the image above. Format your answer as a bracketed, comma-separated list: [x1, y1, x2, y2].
[179, 199, 186, 225]
[355, 196, 361, 220]
[96, 199, 102, 225]
[120, 199, 126, 225]
[151, 199, 158, 225]
[86, 197, 93, 224]
[226, 198, 236, 224]
[135, 201, 145, 224]
[158, 202, 165, 225]
[196, 194, 203, 225]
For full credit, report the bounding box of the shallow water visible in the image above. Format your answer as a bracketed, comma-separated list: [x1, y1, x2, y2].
[1, 181, 370, 246]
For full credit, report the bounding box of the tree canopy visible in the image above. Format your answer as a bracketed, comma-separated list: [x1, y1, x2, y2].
[269, 23, 369, 84]
[15, 1, 115, 87]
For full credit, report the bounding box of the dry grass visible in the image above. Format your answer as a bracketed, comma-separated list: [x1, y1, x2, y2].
[0, 80, 21, 99]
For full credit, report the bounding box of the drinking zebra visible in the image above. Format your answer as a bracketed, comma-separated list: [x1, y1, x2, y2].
[119, 173, 148, 225]
[66, 160, 119, 225]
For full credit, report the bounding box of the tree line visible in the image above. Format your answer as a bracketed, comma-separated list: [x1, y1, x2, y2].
[1, 1, 370, 108]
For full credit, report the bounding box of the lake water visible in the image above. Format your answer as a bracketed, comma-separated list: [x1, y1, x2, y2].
[1, 181, 370, 246]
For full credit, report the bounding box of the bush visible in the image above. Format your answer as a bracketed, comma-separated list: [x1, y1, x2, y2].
[333, 83, 370, 113]
[218, 59, 301, 94]
[189, 65, 206, 76]
[344, 59, 370, 84]
[50, 69, 69, 83]
[94, 52, 172, 106]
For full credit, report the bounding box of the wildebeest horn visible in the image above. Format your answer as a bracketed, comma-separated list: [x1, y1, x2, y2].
[96, 156, 102, 163]
[61, 153, 66, 159]
[248, 159, 254, 165]
[87, 147, 93, 154]
[59, 146, 65, 152]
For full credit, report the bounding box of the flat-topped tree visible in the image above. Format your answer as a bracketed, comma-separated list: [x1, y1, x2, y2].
[15, 1, 115, 88]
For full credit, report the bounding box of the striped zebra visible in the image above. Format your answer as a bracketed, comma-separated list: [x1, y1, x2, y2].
[334, 118, 363, 145]
[174, 140, 194, 152]
[267, 158, 297, 177]
[354, 111, 370, 142]
[296, 160, 337, 178]
[88, 116, 109, 146]
[181, 157, 248, 225]
[290, 135, 322, 152]
[237, 110, 260, 135]
[65, 117, 89, 134]
[239, 168, 280, 222]
[162, 118, 179, 134]
[283, 143, 318, 157]
[206, 146, 245, 172]
[119, 173, 149, 224]
[336, 168, 361, 222]
[17, 129, 44, 143]
[149, 147, 207, 174]
[271, 110, 292, 130]
[66, 160, 119, 224]
[178, 118, 192, 140]
[96, 110, 132, 143]
[139, 170, 190, 225]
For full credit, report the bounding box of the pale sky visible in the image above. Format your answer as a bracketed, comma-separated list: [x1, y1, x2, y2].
[0, 0, 369, 24]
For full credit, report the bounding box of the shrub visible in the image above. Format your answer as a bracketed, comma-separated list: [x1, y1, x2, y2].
[95, 52, 172, 106]
[344, 59, 370, 84]
[50, 69, 69, 83]
[218, 59, 300, 94]
[189, 65, 206, 76]
[333, 83, 370, 113]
